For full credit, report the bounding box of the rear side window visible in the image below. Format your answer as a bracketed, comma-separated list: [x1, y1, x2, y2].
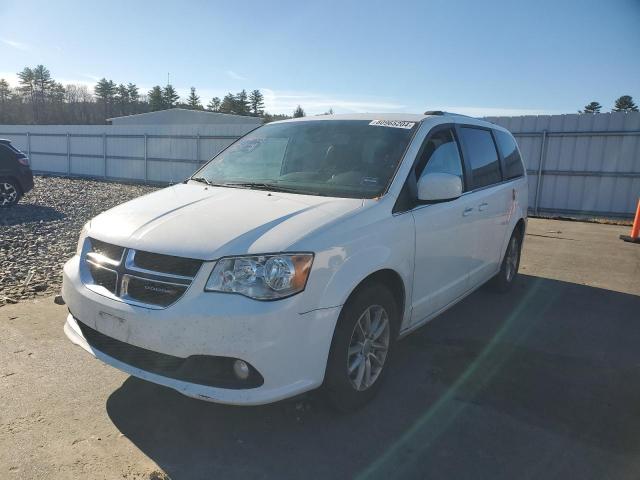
[494, 130, 524, 179]
[3, 143, 22, 154]
[459, 127, 502, 189]
[0, 143, 24, 159]
[0, 144, 13, 161]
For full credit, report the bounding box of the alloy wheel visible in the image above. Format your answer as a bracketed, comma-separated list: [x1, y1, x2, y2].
[505, 236, 520, 282]
[346, 304, 390, 391]
[0, 182, 18, 206]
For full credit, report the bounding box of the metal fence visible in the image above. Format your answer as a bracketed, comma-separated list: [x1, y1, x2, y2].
[486, 112, 640, 218]
[2, 113, 639, 217]
[0, 124, 252, 184]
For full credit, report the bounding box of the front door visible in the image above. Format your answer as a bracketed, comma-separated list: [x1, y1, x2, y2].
[410, 126, 477, 325]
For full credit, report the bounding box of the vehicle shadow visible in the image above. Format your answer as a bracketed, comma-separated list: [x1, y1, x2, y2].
[0, 203, 66, 226]
[106, 274, 640, 480]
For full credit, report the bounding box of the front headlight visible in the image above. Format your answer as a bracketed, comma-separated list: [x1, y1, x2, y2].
[205, 253, 314, 300]
[76, 222, 90, 255]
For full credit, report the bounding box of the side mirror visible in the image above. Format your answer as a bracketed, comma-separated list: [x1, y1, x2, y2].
[417, 172, 462, 202]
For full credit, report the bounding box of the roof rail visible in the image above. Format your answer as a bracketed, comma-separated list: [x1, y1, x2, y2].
[423, 110, 474, 118]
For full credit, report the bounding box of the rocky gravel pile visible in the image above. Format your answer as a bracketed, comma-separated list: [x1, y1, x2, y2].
[0, 176, 159, 307]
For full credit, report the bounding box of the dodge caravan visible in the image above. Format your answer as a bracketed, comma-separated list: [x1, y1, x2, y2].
[62, 112, 527, 410]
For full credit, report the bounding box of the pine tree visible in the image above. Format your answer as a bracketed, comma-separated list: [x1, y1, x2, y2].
[33, 65, 54, 116]
[94, 78, 116, 120]
[49, 82, 65, 103]
[613, 95, 639, 113]
[580, 101, 602, 114]
[249, 89, 265, 116]
[0, 79, 11, 122]
[115, 83, 130, 115]
[17, 67, 37, 122]
[0, 79, 10, 104]
[127, 83, 139, 112]
[148, 85, 165, 111]
[207, 97, 221, 112]
[162, 84, 179, 108]
[293, 105, 305, 118]
[48, 82, 66, 122]
[235, 89, 249, 115]
[186, 87, 202, 110]
[219, 93, 236, 113]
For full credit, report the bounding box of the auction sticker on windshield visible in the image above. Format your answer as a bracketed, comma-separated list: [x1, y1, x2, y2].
[369, 120, 416, 129]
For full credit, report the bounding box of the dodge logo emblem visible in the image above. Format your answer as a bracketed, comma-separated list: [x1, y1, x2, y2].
[144, 284, 176, 295]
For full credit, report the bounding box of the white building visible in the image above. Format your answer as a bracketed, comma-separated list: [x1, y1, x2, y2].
[108, 108, 263, 127]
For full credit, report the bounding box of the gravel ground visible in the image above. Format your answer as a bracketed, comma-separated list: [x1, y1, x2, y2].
[0, 176, 159, 307]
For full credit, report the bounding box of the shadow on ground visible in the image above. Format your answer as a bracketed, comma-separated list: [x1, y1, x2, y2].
[0, 204, 66, 226]
[106, 275, 640, 480]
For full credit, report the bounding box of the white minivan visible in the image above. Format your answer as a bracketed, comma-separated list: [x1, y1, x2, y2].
[62, 112, 527, 410]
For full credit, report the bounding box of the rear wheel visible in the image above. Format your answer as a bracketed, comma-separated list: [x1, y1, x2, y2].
[0, 178, 21, 207]
[324, 283, 398, 411]
[490, 229, 522, 293]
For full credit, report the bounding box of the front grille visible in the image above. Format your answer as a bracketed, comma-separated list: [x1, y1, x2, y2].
[83, 238, 203, 308]
[124, 276, 187, 307]
[76, 318, 263, 389]
[133, 251, 202, 277]
[89, 238, 125, 262]
[87, 261, 117, 293]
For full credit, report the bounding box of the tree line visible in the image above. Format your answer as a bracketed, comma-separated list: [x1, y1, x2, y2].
[579, 96, 638, 114]
[0, 65, 307, 124]
[1, 65, 637, 125]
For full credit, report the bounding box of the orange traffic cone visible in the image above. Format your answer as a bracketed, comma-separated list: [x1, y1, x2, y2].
[620, 198, 640, 243]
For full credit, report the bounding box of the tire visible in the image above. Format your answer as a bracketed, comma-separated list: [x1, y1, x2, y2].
[0, 178, 21, 208]
[490, 229, 522, 293]
[324, 283, 398, 412]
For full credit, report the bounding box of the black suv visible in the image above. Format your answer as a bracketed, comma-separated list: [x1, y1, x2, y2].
[0, 139, 34, 207]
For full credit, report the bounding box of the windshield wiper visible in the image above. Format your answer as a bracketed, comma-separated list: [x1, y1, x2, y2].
[190, 176, 214, 186]
[191, 178, 323, 196]
[226, 182, 323, 196]
[190, 178, 250, 189]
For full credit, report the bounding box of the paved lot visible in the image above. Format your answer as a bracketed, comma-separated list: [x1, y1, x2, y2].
[1, 218, 639, 479]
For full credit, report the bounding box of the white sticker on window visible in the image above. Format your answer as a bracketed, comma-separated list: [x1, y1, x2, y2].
[369, 119, 415, 129]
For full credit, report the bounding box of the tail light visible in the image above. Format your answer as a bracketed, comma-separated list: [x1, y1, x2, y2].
[18, 156, 29, 166]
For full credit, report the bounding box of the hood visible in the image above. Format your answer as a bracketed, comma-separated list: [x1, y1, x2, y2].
[88, 183, 363, 260]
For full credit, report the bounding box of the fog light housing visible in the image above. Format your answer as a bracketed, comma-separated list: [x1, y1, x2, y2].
[233, 359, 250, 380]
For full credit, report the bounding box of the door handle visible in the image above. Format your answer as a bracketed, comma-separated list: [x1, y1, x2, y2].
[462, 207, 474, 216]
[478, 202, 489, 211]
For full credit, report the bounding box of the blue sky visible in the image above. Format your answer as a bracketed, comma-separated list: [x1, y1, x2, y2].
[0, 0, 638, 116]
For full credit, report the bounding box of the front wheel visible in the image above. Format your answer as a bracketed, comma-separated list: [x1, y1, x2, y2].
[0, 178, 21, 207]
[490, 230, 522, 293]
[323, 283, 398, 411]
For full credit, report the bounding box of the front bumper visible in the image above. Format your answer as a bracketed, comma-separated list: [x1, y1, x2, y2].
[62, 255, 341, 405]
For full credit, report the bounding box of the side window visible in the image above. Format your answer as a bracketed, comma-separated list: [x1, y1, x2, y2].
[415, 128, 463, 183]
[494, 130, 524, 179]
[459, 127, 502, 189]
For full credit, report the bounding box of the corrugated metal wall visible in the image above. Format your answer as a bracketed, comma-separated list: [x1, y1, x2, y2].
[0, 124, 256, 184]
[485, 112, 640, 218]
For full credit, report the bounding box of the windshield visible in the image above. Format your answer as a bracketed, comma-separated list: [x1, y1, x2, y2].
[192, 119, 418, 198]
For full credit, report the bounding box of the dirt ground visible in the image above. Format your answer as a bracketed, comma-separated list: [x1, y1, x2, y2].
[1, 218, 639, 480]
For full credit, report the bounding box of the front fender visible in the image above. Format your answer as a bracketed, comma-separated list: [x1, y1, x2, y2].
[303, 211, 415, 329]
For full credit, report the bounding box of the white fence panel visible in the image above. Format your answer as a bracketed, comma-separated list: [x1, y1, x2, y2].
[2, 114, 639, 217]
[486, 112, 640, 217]
[0, 124, 254, 184]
